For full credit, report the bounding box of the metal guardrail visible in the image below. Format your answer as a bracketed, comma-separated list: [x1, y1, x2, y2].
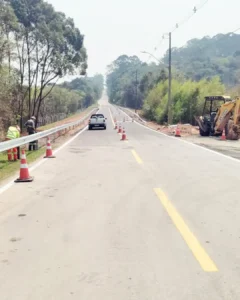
[0, 107, 98, 153]
[115, 106, 147, 123]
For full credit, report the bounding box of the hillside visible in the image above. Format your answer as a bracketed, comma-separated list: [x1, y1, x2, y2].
[163, 33, 240, 86]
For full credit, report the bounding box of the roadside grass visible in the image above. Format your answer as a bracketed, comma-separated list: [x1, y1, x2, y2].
[38, 106, 96, 131]
[0, 105, 97, 183]
[0, 148, 46, 182]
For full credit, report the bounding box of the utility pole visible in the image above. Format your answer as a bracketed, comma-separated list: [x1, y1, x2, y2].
[135, 70, 138, 113]
[168, 32, 172, 124]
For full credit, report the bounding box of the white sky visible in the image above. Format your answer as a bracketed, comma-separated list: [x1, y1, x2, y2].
[47, 0, 240, 78]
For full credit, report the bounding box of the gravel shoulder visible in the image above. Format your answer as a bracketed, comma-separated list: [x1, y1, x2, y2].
[119, 106, 240, 160]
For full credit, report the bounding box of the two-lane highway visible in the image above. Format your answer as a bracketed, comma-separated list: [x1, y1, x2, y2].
[1, 97, 240, 299]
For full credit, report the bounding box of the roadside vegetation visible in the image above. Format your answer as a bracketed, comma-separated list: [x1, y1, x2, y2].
[0, 105, 97, 181]
[106, 33, 240, 124]
[0, 0, 103, 139]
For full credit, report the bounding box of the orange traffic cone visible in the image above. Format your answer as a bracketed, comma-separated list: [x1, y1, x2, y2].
[44, 137, 56, 158]
[221, 129, 226, 140]
[118, 124, 122, 133]
[121, 128, 127, 141]
[175, 125, 181, 137]
[15, 150, 33, 183]
[114, 122, 118, 130]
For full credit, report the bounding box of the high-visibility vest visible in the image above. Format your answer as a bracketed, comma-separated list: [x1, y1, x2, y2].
[6, 126, 20, 140]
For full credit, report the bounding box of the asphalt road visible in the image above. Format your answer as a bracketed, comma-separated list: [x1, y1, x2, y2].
[1, 97, 240, 299]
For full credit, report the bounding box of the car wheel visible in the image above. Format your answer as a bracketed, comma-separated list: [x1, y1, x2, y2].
[88, 125, 92, 130]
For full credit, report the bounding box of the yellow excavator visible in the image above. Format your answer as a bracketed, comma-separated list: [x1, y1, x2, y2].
[195, 95, 240, 140]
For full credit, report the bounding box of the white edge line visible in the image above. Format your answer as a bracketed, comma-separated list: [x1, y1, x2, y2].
[108, 107, 115, 126]
[117, 107, 240, 164]
[0, 122, 91, 195]
[116, 106, 133, 121]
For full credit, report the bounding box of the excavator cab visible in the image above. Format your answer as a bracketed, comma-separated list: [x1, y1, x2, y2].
[195, 95, 231, 136]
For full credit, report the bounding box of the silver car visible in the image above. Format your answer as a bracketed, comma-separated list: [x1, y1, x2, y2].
[88, 114, 107, 130]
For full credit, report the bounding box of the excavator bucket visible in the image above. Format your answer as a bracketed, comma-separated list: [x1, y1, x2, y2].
[194, 116, 208, 133]
[227, 120, 239, 140]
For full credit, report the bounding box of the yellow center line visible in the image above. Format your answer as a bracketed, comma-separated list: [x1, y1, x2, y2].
[154, 188, 218, 272]
[131, 150, 143, 164]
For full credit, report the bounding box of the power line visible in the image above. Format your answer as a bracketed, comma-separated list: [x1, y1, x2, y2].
[232, 27, 240, 33]
[147, 0, 210, 62]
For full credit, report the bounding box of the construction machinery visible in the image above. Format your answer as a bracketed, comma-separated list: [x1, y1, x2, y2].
[195, 95, 240, 140]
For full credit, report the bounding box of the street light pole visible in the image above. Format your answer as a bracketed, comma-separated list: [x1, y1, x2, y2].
[168, 32, 172, 124]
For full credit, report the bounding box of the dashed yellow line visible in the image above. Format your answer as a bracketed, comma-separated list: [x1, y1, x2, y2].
[154, 188, 218, 272]
[131, 150, 143, 164]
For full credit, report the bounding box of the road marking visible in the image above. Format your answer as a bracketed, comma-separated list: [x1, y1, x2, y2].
[154, 188, 218, 272]
[0, 108, 102, 195]
[131, 150, 143, 164]
[112, 105, 133, 121]
[108, 107, 115, 126]
[115, 106, 240, 165]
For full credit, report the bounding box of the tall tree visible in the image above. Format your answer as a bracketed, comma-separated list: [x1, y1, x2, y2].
[9, 0, 87, 124]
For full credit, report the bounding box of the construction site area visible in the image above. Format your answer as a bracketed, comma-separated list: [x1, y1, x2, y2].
[120, 95, 240, 160]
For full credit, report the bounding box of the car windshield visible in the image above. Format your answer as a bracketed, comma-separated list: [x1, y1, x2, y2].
[91, 114, 104, 118]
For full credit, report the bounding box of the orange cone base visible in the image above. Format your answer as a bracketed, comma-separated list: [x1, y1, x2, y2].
[15, 176, 34, 183]
[44, 155, 56, 158]
[121, 137, 128, 141]
[175, 134, 181, 137]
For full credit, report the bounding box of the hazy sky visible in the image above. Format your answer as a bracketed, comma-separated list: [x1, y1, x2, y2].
[47, 0, 240, 78]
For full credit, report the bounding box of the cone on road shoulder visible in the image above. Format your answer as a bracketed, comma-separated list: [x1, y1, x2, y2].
[44, 137, 56, 158]
[221, 128, 226, 140]
[114, 122, 118, 130]
[175, 125, 181, 137]
[121, 127, 127, 141]
[15, 150, 33, 183]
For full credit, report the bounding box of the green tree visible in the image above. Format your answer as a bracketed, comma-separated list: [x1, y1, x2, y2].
[9, 0, 87, 123]
[163, 33, 240, 86]
[106, 55, 165, 109]
[143, 76, 225, 124]
[61, 74, 104, 107]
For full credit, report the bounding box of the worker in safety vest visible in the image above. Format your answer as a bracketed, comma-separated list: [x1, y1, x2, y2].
[6, 124, 20, 161]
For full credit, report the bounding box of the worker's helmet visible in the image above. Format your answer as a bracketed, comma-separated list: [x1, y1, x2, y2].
[31, 116, 36, 120]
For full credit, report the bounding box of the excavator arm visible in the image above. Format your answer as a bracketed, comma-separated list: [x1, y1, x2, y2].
[214, 98, 240, 139]
[214, 101, 235, 134]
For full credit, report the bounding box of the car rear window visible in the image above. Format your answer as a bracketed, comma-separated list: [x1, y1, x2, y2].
[91, 114, 104, 118]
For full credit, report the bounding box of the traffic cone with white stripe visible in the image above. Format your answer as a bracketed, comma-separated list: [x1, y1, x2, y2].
[44, 137, 56, 158]
[175, 125, 181, 137]
[121, 127, 127, 141]
[118, 124, 122, 133]
[15, 150, 34, 183]
[221, 128, 226, 140]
